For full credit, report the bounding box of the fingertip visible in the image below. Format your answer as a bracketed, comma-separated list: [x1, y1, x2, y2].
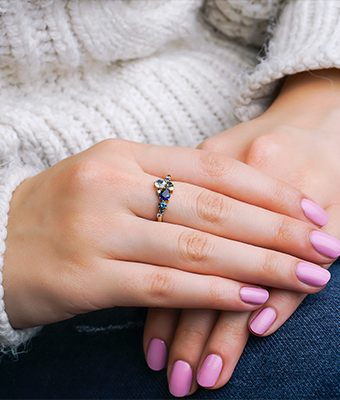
[197, 354, 223, 388]
[296, 262, 331, 288]
[249, 307, 277, 336]
[146, 338, 167, 371]
[169, 360, 192, 397]
[240, 287, 269, 305]
[301, 198, 329, 227]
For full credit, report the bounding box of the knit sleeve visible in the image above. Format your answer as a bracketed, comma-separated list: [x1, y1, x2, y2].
[0, 125, 43, 354]
[201, 0, 287, 47]
[234, 0, 340, 121]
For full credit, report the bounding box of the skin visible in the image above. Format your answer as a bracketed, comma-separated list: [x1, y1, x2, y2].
[143, 69, 340, 396]
[2, 136, 327, 329]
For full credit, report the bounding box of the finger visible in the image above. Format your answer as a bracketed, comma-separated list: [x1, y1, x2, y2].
[196, 311, 250, 389]
[143, 308, 180, 371]
[167, 309, 219, 397]
[248, 289, 306, 336]
[83, 259, 268, 312]
[126, 141, 328, 227]
[129, 176, 332, 263]
[111, 216, 333, 294]
[248, 205, 340, 337]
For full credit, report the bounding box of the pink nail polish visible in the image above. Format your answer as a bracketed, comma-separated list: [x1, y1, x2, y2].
[296, 262, 331, 287]
[169, 360, 192, 397]
[301, 199, 329, 226]
[250, 308, 276, 335]
[310, 231, 340, 258]
[240, 287, 269, 304]
[197, 354, 223, 388]
[146, 338, 167, 371]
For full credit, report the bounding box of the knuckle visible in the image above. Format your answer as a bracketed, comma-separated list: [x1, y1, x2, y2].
[67, 160, 110, 190]
[66, 159, 129, 193]
[207, 278, 228, 307]
[146, 270, 174, 300]
[199, 151, 234, 181]
[96, 138, 129, 152]
[217, 319, 247, 345]
[245, 134, 282, 171]
[258, 251, 280, 281]
[273, 216, 296, 245]
[267, 180, 291, 210]
[197, 137, 220, 152]
[177, 230, 212, 264]
[196, 190, 225, 224]
[178, 327, 205, 346]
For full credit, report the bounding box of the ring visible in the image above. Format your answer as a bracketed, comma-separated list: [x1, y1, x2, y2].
[154, 174, 174, 222]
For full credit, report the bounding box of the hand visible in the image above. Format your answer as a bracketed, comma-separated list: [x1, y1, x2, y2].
[143, 69, 340, 397]
[3, 138, 326, 329]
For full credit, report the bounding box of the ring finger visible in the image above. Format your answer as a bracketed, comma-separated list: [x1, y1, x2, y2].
[129, 176, 336, 265]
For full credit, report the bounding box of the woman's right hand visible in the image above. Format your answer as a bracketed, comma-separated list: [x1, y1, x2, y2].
[3, 138, 335, 329]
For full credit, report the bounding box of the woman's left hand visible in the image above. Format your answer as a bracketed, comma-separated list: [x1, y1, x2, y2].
[143, 69, 340, 397]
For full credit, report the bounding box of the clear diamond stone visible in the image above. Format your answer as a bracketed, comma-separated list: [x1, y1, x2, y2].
[154, 179, 166, 189]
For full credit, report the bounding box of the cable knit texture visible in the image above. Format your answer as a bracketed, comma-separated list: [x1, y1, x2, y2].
[233, 0, 340, 120]
[0, 0, 339, 352]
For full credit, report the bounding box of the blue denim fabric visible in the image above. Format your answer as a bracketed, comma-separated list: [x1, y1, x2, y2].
[1, 260, 339, 399]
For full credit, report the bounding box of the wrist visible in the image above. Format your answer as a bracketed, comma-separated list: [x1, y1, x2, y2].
[259, 69, 340, 131]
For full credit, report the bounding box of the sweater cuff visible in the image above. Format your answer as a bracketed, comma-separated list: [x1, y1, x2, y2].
[234, 0, 340, 122]
[0, 165, 42, 353]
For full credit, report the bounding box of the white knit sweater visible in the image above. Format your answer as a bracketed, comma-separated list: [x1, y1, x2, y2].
[1, 0, 340, 352]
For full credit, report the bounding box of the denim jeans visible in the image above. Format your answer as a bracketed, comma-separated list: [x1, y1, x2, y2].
[1, 260, 339, 399]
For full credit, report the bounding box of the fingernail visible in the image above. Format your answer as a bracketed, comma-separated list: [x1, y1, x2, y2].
[310, 231, 340, 258]
[296, 262, 331, 287]
[169, 360, 192, 397]
[301, 199, 328, 226]
[146, 338, 167, 371]
[250, 307, 276, 335]
[240, 287, 269, 304]
[197, 354, 223, 388]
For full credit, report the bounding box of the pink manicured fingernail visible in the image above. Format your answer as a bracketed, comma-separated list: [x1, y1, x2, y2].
[310, 231, 340, 258]
[240, 287, 269, 304]
[197, 354, 223, 388]
[296, 262, 331, 287]
[146, 338, 167, 371]
[301, 199, 329, 226]
[250, 307, 276, 335]
[169, 360, 192, 397]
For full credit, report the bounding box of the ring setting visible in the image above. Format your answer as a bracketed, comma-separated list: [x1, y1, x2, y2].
[154, 175, 174, 222]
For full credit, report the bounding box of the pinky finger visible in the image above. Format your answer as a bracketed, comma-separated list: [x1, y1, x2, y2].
[95, 260, 270, 312]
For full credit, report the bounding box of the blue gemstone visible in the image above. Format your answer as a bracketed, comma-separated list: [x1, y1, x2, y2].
[158, 201, 167, 210]
[159, 188, 170, 201]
